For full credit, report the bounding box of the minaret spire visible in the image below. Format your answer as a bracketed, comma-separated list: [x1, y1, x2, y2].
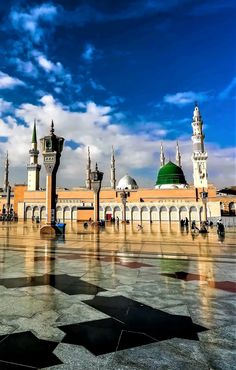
[27, 121, 41, 191]
[32, 119, 37, 144]
[3, 151, 9, 193]
[50, 120, 55, 135]
[86, 146, 91, 189]
[191, 104, 208, 189]
[160, 142, 165, 168]
[110, 146, 116, 189]
[176, 141, 182, 168]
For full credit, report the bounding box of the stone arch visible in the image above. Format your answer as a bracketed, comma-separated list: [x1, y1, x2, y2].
[179, 206, 188, 220]
[99, 206, 104, 220]
[33, 206, 40, 219]
[56, 206, 63, 221]
[160, 206, 168, 221]
[64, 206, 71, 220]
[105, 206, 112, 221]
[40, 206, 46, 220]
[141, 206, 149, 221]
[125, 205, 131, 221]
[132, 206, 139, 221]
[189, 206, 198, 222]
[25, 206, 32, 220]
[229, 202, 236, 215]
[71, 206, 77, 221]
[114, 206, 122, 219]
[169, 206, 178, 222]
[150, 206, 158, 221]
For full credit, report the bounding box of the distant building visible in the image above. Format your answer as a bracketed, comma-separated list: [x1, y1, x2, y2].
[1, 105, 235, 222]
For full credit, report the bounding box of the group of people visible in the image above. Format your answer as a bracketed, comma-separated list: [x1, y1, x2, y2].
[217, 219, 225, 234]
[180, 217, 215, 234]
[180, 217, 189, 227]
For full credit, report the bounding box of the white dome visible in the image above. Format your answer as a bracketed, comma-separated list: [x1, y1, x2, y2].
[117, 174, 138, 190]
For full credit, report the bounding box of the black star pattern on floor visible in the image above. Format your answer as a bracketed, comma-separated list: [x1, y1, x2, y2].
[59, 295, 207, 356]
[0, 274, 106, 295]
[0, 332, 62, 368]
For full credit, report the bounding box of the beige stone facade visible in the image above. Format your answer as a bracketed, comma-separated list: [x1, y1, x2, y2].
[13, 184, 228, 223]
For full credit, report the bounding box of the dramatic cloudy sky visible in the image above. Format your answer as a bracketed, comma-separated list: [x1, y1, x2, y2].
[0, 0, 235, 188]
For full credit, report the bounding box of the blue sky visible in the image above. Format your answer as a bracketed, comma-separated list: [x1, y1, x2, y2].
[0, 0, 235, 188]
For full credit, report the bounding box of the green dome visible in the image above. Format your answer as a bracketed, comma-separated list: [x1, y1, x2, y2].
[156, 161, 187, 186]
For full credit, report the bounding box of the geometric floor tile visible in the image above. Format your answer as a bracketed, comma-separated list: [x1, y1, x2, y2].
[0, 361, 37, 370]
[0, 332, 62, 368]
[60, 318, 155, 355]
[161, 271, 236, 292]
[0, 274, 106, 295]
[0, 361, 35, 369]
[54, 295, 208, 355]
[161, 271, 204, 281]
[57, 254, 153, 269]
[83, 296, 207, 341]
[208, 281, 236, 293]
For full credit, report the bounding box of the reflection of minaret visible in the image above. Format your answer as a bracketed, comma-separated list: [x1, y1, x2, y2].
[3, 151, 9, 193]
[27, 120, 41, 191]
[86, 146, 91, 189]
[191, 104, 208, 188]
[176, 141, 182, 168]
[160, 143, 165, 168]
[110, 146, 116, 190]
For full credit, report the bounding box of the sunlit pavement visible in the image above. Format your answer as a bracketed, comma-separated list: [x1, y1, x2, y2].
[0, 221, 235, 369]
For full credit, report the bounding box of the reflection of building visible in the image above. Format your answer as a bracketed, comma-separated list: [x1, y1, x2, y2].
[1, 105, 235, 222]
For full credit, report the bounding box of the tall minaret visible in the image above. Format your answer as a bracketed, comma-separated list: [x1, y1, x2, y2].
[160, 143, 165, 168]
[86, 146, 91, 189]
[191, 104, 208, 189]
[110, 146, 116, 189]
[27, 120, 41, 191]
[176, 141, 182, 168]
[3, 151, 9, 192]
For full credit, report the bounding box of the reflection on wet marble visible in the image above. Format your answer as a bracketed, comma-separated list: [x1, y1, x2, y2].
[0, 221, 235, 369]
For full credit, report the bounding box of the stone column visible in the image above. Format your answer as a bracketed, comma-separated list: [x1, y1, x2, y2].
[201, 190, 208, 222]
[120, 191, 127, 223]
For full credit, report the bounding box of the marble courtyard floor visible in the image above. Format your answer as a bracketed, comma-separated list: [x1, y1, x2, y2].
[0, 221, 235, 370]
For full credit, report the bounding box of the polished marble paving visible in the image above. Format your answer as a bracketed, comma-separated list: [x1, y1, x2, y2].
[0, 221, 235, 369]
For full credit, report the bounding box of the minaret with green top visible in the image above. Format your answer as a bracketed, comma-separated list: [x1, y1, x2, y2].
[27, 120, 41, 191]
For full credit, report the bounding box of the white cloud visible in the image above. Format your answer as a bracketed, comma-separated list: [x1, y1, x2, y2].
[164, 91, 211, 106]
[0, 71, 25, 89]
[9, 3, 58, 43]
[37, 55, 55, 72]
[89, 79, 105, 91]
[0, 98, 12, 116]
[34, 53, 72, 86]
[0, 95, 234, 189]
[218, 77, 236, 100]
[82, 43, 96, 62]
[106, 96, 125, 106]
[9, 58, 38, 77]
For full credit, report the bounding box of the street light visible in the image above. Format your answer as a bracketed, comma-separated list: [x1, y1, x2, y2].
[90, 163, 104, 223]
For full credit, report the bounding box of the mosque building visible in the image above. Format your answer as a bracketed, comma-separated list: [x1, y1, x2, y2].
[0, 105, 235, 222]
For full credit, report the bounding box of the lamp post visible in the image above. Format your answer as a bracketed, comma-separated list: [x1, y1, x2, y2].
[90, 163, 103, 223]
[40, 121, 64, 235]
[6, 185, 11, 218]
